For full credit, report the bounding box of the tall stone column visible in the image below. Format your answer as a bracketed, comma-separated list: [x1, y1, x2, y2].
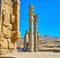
[28, 5, 34, 52]
[34, 15, 38, 52]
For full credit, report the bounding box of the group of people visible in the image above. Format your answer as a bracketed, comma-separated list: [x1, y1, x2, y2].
[17, 46, 27, 52]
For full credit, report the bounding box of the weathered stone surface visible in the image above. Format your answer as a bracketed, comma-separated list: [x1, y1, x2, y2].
[0, 0, 2, 15]
[3, 26, 11, 38]
[0, 0, 20, 55]
[29, 5, 34, 52]
[3, 39, 8, 49]
[10, 14, 15, 24]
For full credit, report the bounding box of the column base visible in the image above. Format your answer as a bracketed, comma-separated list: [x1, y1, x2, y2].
[29, 49, 34, 52]
[34, 49, 38, 52]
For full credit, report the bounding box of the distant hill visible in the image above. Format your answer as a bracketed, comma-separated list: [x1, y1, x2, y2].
[40, 35, 60, 40]
[20, 35, 60, 41]
[16, 35, 60, 47]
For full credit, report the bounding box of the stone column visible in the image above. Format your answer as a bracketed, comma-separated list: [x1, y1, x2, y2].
[37, 32, 40, 51]
[28, 5, 34, 52]
[34, 15, 38, 52]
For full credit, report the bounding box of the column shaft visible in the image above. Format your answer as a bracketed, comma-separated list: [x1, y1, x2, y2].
[29, 21, 34, 51]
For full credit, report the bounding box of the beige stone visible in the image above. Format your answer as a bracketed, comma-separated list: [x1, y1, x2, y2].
[0, 0, 20, 55]
[29, 5, 34, 52]
[3, 26, 11, 38]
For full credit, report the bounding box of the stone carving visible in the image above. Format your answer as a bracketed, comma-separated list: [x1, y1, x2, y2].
[0, 0, 20, 55]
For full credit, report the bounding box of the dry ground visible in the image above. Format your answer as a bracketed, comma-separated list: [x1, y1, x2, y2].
[0, 51, 60, 58]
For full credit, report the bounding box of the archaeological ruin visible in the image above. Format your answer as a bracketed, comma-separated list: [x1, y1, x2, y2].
[24, 5, 40, 52]
[0, 0, 20, 55]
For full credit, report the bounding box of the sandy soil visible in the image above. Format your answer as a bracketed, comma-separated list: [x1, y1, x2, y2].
[0, 51, 60, 58]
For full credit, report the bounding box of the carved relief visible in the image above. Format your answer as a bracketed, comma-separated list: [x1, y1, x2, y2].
[0, 0, 20, 54]
[10, 14, 15, 24]
[3, 26, 11, 38]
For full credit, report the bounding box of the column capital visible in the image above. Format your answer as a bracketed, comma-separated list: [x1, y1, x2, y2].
[29, 5, 34, 9]
[34, 15, 38, 20]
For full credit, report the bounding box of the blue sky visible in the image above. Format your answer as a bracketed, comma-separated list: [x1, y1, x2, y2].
[20, 0, 60, 38]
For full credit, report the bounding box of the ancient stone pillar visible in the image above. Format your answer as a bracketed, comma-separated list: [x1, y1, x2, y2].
[37, 32, 40, 50]
[28, 5, 34, 52]
[34, 15, 38, 52]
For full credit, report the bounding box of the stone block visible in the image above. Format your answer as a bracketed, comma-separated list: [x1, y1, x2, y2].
[10, 14, 15, 24]
[0, 49, 9, 55]
[3, 26, 11, 38]
[8, 39, 14, 49]
[3, 19, 10, 27]
[3, 39, 8, 49]
[9, 43, 14, 49]
[16, 32, 20, 39]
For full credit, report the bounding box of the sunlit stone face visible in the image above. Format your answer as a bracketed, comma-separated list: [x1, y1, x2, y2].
[31, 16, 34, 20]
[0, 0, 20, 55]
